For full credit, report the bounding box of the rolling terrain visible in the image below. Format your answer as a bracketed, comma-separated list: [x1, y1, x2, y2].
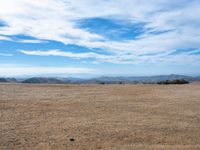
[1, 83, 200, 150]
[0, 74, 200, 84]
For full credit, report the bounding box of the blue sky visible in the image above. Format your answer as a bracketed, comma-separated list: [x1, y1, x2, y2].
[0, 0, 200, 77]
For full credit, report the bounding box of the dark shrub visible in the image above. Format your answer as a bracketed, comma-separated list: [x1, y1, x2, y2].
[157, 79, 189, 84]
[99, 81, 105, 84]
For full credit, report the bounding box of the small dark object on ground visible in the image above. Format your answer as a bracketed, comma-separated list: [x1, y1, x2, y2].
[70, 138, 75, 142]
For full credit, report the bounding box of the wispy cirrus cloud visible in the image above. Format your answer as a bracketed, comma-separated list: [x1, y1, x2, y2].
[0, 65, 95, 77]
[0, 35, 11, 41]
[18, 49, 200, 65]
[18, 49, 110, 59]
[0, 53, 13, 57]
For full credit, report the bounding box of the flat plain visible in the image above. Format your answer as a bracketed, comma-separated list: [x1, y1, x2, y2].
[1, 83, 200, 150]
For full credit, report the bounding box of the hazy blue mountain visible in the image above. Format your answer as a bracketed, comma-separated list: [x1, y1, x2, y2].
[22, 77, 65, 84]
[85, 74, 194, 84]
[0, 78, 8, 82]
[0, 78, 18, 83]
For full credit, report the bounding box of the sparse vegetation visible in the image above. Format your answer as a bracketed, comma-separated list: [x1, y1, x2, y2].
[99, 81, 105, 84]
[157, 79, 189, 84]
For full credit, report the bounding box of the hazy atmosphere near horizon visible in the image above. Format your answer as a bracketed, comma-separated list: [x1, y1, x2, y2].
[0, 0, 200, 77]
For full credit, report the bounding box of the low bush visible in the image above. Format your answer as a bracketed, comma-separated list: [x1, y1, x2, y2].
[157, 79, 189, 84]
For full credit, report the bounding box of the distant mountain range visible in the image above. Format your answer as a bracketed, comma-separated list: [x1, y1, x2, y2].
[0, 74, 200, 84]
[0, 78, 18, 83]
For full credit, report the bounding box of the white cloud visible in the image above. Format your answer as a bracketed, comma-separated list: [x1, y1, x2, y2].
[0, 0, 200, 64]
[19, 49, 110, 59]
[0, 65, 95, 76]
[0, 35, 11, 41]
[0, 0, 102, 44]
[0, 53, 13, 56]
[16, 39, 46, 43]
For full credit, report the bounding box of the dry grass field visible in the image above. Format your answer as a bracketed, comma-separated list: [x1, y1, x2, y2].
[1, 83, 200, 150]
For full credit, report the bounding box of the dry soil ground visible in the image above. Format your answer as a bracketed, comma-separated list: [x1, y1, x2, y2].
[0, 83, 200, 150]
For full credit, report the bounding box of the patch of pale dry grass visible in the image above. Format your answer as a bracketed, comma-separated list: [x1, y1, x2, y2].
[0, 83, 200, 150]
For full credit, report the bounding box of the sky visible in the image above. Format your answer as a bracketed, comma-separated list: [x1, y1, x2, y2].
[0, 0, 200, 77]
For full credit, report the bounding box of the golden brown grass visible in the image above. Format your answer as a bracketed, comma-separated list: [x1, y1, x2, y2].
[1, 83, 200, 150]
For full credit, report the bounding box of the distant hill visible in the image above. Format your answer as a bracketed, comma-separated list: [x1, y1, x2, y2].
[85, 74, 195, 84]
[0, 78, 8, 82]
[191, 76, 200, 82]
[0, 78, 18, 83]
[22, 77, 65, 84]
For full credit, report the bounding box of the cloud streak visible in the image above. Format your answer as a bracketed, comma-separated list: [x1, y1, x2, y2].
[0, 53, 13, 56]
[0, 65, 95, 77]
[19, 49, 110, 59]
[19, 49, 200, 65]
